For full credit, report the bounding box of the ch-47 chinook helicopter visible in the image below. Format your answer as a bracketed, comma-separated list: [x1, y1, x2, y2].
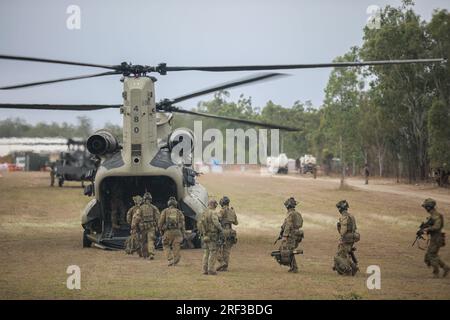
[0, 54, 444, 249]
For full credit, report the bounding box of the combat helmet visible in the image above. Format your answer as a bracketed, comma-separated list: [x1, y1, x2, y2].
[143, 191, 152, 202]
[284, 197, 298, 209]
[133, 195, 143, 205]
[422, 198, 436, 210]
[336, 200, 349, 213]
[208, 199, 218, 209]
[167, 196, 178, 207]
[219, 196, 230, 207]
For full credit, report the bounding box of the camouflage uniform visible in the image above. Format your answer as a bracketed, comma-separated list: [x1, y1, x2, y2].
[280, 197, 304, 273]
[217, 196, 238, 271]
[130, 207, 147, 257]
[158, 197, 185, 266]
[364, 164, 369, 185]
[140, 192, 160, 260]
[199, 199, 224, 275]
[125, 196, 142, 255]
[333, 200, 359, 276]
[422, 198, 449, 278]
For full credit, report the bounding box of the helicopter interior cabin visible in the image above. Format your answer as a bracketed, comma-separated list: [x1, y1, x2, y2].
[99, 176, 195, 237]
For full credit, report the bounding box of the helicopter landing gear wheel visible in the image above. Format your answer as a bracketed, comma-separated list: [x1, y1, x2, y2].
[58, 177, 64, 187]
[83, 229, 92, 248]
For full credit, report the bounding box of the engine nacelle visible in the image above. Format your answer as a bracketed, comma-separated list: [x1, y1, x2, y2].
[168, 128, 194, 153]
[86, 130, 119, 156]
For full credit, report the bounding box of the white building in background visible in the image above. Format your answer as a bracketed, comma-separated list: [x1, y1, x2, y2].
[0, 137, 69, 157]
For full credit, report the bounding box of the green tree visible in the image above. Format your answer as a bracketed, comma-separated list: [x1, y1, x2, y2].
[428, 99, 450, 185]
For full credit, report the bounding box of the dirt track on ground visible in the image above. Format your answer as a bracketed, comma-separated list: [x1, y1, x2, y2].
[0, 171, 449, 299]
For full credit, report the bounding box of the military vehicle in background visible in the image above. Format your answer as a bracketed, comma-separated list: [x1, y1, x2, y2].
[54, 138, 96, 187]
[267, 153, 289, 174]
[298, 154, 317, 178]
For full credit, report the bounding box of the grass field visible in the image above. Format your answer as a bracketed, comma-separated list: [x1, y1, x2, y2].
[0, 171, 449, 299]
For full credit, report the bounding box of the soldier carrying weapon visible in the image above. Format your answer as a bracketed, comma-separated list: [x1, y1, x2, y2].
[272, 197, 304, 273]
[333, 200, 360, 276]
[416, 198, 449, 278]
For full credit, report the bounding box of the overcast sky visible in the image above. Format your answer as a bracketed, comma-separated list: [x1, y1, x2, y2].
[0, 0, 448, 128]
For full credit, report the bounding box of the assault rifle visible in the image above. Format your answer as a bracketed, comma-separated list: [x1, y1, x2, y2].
[412, 217, 434, 247]
[274, 225, 285, 245]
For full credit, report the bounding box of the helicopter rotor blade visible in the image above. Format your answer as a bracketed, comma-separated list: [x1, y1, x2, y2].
[170, 107, 301, 132]
[0, 54, 117, 70]
[0, 71, 121, 90]
[0, 103, 121, 111]
[165, 72, 287, 106]
[162, 58, 445, 73]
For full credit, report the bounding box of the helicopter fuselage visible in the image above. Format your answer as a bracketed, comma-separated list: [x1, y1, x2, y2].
[81, 76, 208, 249]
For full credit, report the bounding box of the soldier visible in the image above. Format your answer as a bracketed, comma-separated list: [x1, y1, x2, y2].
[125, 195, 143, 255]
[199, 199, 223, 275]
[158, 197, 185, 266]
[421, 198, 449, 278]
[140, 192, 161, 260]
[280, 197, 304, 273]
[364, 163, 370, 185]
[216, 196, 238, 272]
[333, 200, 359, 276]
[49, 163, 56, 187]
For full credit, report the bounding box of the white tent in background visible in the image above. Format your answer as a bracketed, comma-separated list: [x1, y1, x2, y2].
[0, 137, 70, 157]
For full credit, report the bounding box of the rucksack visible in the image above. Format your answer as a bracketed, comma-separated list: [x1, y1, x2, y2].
[166, 209, 179, 229]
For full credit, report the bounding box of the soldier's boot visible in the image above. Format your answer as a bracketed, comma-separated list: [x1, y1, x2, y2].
[443, 266, 450, 278]
[202, 267, 208, 275]
[173, 256, 180, 265]
[432, 265, 440, 278]
[288, 258, 298, 273]
[217, 264, 228, 272]
[351, 263, 359, 276]
[208, 270, 217, 275]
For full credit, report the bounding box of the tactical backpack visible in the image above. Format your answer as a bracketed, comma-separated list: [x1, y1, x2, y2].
[166, 209, 179, 229]
[141, 204, 156, 228]
[342, 214, 360, 243]
[333, 256, 352, 275]
[222, 207, 237, 225]
[224, 228, 238, 245]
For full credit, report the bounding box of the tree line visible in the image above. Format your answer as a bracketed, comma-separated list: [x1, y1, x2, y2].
[175, 2, 450, 185]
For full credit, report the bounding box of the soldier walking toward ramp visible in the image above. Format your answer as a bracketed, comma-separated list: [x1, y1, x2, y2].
[140, 192, 161, 260]
[199, 199, 224, 275]
[125, 196, 145, 257]
[125, 195, 143, 255]
[158, 197, 185, 266]
[217, 196, 238, 272]
[279, 197, 304, 273]
[333, 200, 359, 276]
[420, 198, 449, 278]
